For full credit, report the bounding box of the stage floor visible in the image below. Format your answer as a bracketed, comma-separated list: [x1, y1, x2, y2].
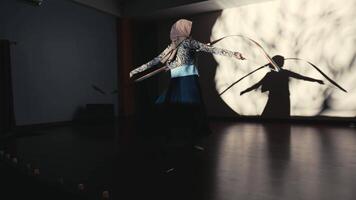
[1, 121, 356, 200]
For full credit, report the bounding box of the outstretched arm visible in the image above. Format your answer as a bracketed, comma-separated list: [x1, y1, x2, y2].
[240, 79, 264, 96]
[287, 70, 324, 84]
[129, 44, 173, 78]
[187, 38, 245, 60]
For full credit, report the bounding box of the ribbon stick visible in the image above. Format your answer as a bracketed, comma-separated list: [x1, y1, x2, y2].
[285, 58, 347, 93]
[209, 34, 281, 72]
[134, 66, 168, 82]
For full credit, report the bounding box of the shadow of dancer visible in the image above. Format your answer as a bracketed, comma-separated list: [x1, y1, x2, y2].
[240, 55, 324, 118]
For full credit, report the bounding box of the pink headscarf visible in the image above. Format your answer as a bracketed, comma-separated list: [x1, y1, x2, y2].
[170, 19, 192, 41]
[160, 19, 192, 66]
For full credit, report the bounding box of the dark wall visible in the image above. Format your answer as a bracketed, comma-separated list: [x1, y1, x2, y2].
[132, 21, 159, 112]
[0, 0, 118, 125]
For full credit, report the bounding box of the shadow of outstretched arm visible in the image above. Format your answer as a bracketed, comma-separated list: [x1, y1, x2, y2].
[240, 78, 264, 96]
[287, 70, 324, 84]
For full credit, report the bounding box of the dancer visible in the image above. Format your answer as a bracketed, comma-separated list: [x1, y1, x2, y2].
[240, 55, 324, 118]
[129, 19, 245, 149]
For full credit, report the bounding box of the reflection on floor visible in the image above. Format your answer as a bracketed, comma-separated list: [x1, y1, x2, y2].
[1, 121, 356, 200]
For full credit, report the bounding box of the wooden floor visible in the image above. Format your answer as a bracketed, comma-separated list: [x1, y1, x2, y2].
[1, 121, 356, 200]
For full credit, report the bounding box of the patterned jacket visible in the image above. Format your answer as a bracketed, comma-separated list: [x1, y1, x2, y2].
[130, 38, 239, 77]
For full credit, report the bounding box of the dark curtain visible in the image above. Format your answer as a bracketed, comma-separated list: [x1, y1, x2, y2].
[0, 40, 15, 134]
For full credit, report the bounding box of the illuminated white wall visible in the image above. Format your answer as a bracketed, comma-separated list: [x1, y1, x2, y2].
[212, 0, 356, 117]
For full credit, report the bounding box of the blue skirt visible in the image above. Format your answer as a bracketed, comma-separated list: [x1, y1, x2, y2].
[153, 75, 211, 139]
[155, 75, 202, 105]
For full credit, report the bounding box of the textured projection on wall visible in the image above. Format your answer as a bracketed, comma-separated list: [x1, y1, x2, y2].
[211, 0, 356, 117]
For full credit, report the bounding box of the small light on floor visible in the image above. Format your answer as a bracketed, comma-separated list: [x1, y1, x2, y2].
[102, 190, 110, 199]
[12, 157, 18, 164]
[78, 183, 85, 191]
[34, 168, 40, 176]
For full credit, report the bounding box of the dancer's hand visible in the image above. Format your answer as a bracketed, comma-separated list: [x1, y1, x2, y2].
[316, 80, 324, 84]
[234, 52, 246, 60]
